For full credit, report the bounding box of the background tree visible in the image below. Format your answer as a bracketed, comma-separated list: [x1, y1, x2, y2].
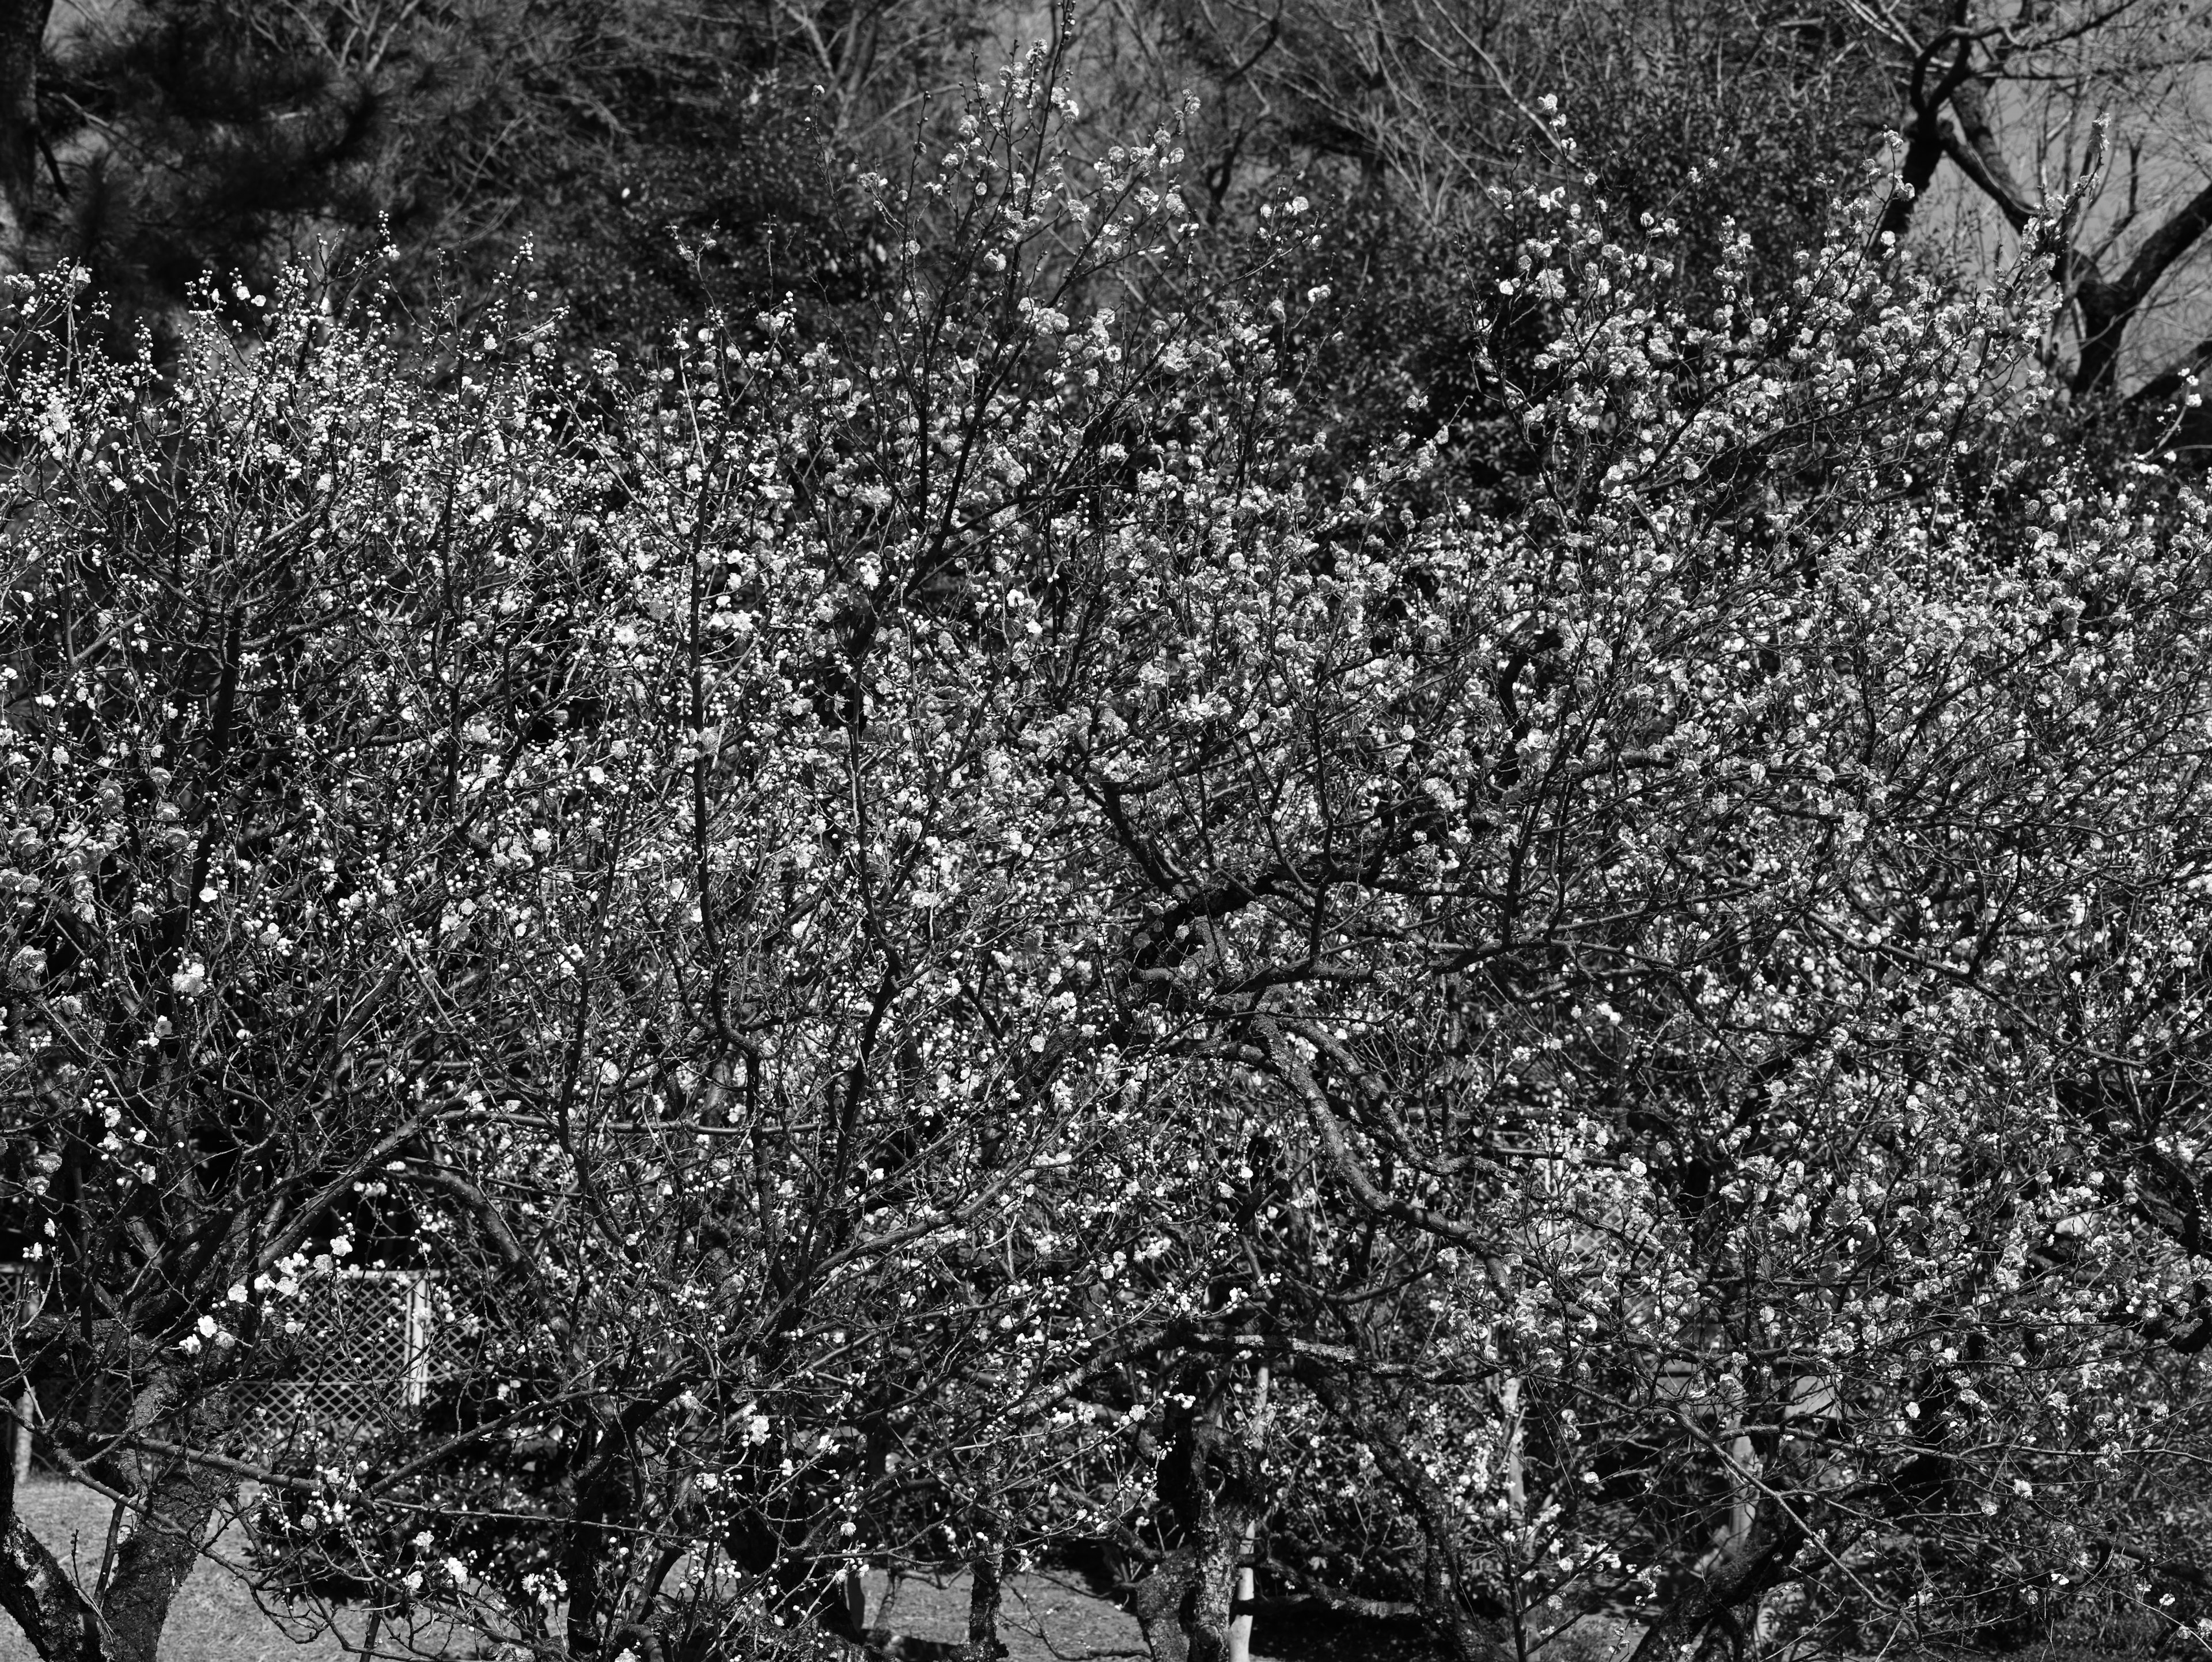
[2, 0, 1002, 346]
[1851, 0, 2212, 411]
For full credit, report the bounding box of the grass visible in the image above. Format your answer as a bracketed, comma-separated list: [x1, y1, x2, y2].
[0, 1479, 360, 1662]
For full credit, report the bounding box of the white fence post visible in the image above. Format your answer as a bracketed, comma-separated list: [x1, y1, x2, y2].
[3, 1264, 39, 1485]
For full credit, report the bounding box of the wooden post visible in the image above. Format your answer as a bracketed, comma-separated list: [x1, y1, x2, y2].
[9, 1382, 30, 1488]
[1499, 1373, 1531, 1658]
[4, 1265, 37, 1487]
[1728, 1426, 1757, 1550]
[1724, 1364, 1758, 1555]
[1500, 1375, 1525, 1525]
[847, 1563, 871, 1641]
[1226, 1364, 1271, 1662]
[402, 1273, 431, 1409]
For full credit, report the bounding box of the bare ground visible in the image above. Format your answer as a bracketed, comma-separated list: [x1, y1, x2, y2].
[0, 1479, 1158, 1661]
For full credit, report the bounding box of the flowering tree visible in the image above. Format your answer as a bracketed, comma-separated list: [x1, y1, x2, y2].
[4, 51, 2212, 1662]
[0, 267, 538, 1662]
[0, 56, 1270, 1662]
[1056, 138, 2212, 1658]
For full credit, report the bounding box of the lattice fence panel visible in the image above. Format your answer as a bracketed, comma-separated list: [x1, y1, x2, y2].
[237, 1270, 453, 1464]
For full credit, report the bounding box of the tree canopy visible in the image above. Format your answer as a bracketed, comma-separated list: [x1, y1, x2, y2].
[2, 14, 2212, 1662]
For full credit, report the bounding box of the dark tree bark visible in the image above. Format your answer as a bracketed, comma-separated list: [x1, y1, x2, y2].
[98, 1456, 237, 1662]
[1128, 1548, 1196, 1662]
[0, 0, 50, 267]
[0, 1364, 243, 1662]
[1153, 1413, 1271, 1662]
[1302, 1373, 1512, 1662]
[559, 1413, 636, 1662]
[1872, 14, 2212, 402]
[0, 1516, 109, 1662]
[1620, 1494, 1809, 1662]
[961, 1545, 1009, 1661]
[1874, 31, 1976, 253]
[2073, 179, 2212, 399]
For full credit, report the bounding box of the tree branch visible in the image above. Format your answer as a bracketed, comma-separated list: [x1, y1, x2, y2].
[1, 1515, 111, 1662]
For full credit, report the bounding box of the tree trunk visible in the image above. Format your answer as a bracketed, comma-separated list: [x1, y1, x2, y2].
[1226, 1365, 1270, 1662]
[962, 1546, 1008, 1661]
[1183, 1500, 1250, 1662]
[1874, 111, 1947, 253]
[1161, 1415, 1269, 1662]
[1873, 37, 1976, 255]
[1, 1514, 109, 1661]
[560, 1434, 627, 1661]
[1622, 1494, 1805, 1662]
[0, 0, 50, 268]
[1303, 1372, 1513, 1662]
[96, 1451, 236, 1662]
[9, 1387, 29, 1491]
[1727, 1426, 1758, 1555]
[1127, 1549, 1195, 1662]
[3, 1367, 238, 1662]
